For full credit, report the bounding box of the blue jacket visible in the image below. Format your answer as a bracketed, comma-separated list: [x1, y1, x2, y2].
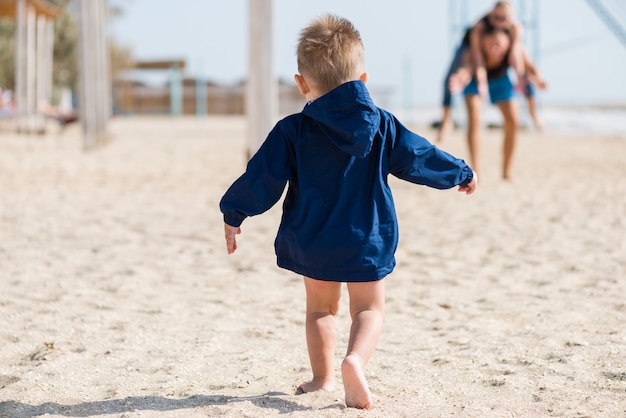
[220, 81, 473, 282]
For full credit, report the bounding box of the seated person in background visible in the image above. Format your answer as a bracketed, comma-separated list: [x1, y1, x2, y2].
[39, 100, 78, 127]
[0, 87, 15, 118]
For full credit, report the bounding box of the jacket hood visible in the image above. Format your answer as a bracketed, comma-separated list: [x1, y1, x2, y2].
[301, 81, 380, 158]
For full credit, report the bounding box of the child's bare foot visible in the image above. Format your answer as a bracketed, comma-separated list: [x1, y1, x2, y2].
[341, 355, 371, 409]
[296, 378, 335, 395]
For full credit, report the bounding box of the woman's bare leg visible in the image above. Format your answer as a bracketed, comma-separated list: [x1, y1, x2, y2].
[496, 99, 520, 179]
[465, 94, 483, 176]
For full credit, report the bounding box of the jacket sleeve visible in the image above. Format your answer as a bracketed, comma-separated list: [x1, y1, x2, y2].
[219, 121, 295, 227]
[387, 114, 473, 189]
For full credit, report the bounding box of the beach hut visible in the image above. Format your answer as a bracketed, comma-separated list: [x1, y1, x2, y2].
[0, 0, 58, 133]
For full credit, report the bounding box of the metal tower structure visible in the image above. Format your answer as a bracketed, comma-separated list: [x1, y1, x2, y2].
[447, 0, 470, 52]
[517, 0, 541, 66]
[585, 0, 626, 48]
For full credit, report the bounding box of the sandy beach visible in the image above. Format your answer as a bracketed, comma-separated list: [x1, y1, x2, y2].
[1, 115, 625, 417]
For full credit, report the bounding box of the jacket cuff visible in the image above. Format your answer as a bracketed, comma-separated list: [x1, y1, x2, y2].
[459, 166, 474, 186]
[223, 212, 246, 228]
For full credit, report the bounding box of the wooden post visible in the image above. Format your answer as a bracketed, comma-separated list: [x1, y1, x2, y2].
[77, 0, 109, 150]
[169, 63, 182, 116]
[78, 0, 95, 149]
[15, 0, 26, 132]
[45, 17, 54, 111]
[94, 0, 110, 136]
[36, 14, 46, 132]
[247, 0, 277, 157]
[196, 60, 207, 117]
[26, 4, 36, 132]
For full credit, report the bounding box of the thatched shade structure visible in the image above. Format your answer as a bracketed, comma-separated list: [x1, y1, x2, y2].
[0, 0, 59, 18]
[0, 0, 59, 133]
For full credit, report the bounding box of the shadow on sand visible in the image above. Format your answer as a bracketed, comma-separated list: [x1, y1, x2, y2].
[0, 391, 343, 417]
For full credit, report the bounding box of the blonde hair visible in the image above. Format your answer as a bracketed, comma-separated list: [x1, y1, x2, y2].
[296, 14, 364, 93]
[494, 1, 513, 10]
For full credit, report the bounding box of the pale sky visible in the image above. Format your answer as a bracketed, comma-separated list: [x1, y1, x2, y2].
[108, 0, 626, 107]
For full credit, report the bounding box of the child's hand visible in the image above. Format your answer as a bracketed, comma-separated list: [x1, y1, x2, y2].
[458, 175, 477, 195]
[449, 68, 472, 93]
[224, 223, 241, 254]
[515, 76, 528, 95]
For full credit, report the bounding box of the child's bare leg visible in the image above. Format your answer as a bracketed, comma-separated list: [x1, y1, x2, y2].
[524, 56, 547, 91]
[509, 41, 527, 92]
[342, 279, 385, 410]
[436, 105, 452, 143]
[298, 276, 341, 394]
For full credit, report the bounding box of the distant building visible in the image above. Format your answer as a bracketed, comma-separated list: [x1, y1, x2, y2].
[112, 77, 306, 116]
